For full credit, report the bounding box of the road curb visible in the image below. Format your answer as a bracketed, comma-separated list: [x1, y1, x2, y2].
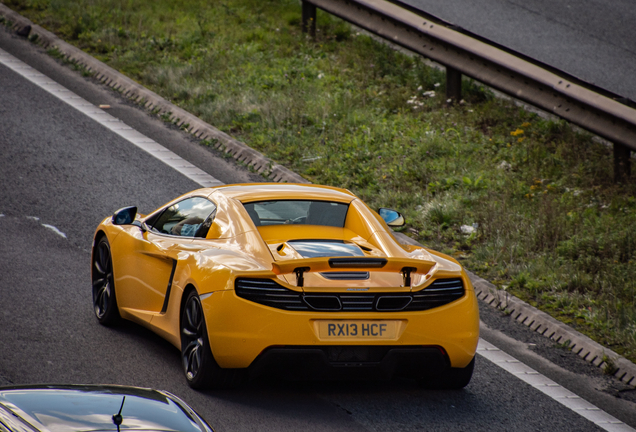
[470, 273, 636, 386]
[2, 3, 634, 389]
[0, 3, 307, 185]
[394, 232, 635, 387]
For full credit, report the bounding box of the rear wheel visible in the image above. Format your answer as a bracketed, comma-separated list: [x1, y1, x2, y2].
[91, 236, 120, 325]
[180, 290, 244, 389]
[419, 357, 475, 390]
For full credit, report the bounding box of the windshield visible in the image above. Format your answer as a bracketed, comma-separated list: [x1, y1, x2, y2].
[242, 200, 348, 227]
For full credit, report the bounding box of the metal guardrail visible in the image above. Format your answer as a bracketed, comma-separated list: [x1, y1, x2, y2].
[302, 0, 635, 181]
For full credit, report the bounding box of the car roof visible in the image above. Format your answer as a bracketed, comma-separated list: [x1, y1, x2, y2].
[210, 183, 357, 203]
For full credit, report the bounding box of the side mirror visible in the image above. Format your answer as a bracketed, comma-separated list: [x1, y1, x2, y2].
[378, 208, 405, 227]
[112, 206, 137, 225]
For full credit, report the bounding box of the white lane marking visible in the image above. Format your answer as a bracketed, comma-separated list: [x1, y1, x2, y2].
[478, 338, 634, 432]
[0, 48, 223, 188]
[41, 224, 67, 238]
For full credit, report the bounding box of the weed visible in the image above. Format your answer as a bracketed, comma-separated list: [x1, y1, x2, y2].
[602, 354, 618, 376]
[201, 138, 219, 148]
[556, 339, 572, 350]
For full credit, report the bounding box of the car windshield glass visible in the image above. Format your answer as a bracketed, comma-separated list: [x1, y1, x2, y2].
[243, 200, 348, 227]
[151, 197, 216, 237]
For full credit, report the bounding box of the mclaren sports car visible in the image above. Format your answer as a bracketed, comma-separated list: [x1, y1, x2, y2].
[91, 183, 479, 389]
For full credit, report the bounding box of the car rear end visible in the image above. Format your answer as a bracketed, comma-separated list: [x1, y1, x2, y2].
[201, 265, 479, 381]
[200, 188, 479, 383]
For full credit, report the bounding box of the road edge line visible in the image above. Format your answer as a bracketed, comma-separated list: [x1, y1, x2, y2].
[0, 47, 224, 188]
[0, 3, 308, 185]
[478, 338, 634, 432]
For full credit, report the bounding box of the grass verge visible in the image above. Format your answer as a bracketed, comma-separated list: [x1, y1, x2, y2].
[5, 0, 636, 362]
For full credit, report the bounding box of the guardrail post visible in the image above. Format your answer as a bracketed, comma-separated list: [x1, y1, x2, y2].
[302, 1, 316, 38]
[446, 66, 462, 103]
[614, 143, 631, 183]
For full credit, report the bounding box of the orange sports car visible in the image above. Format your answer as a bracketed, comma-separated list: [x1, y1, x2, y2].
[92, 183, 479, 389]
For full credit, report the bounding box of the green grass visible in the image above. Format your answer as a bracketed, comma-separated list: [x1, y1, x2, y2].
[6, 0, 636, 362]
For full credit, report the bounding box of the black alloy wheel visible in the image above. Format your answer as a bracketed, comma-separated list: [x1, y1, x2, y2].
[91, 236, 120, 325]
[180, 290, 244, 389]
[181, 291, 209, 386]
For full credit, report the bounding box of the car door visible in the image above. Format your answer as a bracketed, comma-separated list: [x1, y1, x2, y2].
[114, 197, 216, 315]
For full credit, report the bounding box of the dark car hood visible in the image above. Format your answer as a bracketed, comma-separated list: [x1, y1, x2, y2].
[0, 385, 213, 432]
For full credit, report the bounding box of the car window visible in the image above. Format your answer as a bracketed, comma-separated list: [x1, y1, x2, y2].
[242, 200, 348, 227]
[150, 197, 216, 237]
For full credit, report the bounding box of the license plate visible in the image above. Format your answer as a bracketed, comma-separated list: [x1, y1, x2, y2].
[314, 320, 404, 340]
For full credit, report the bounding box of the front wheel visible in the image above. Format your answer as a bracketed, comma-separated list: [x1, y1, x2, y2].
[419, 357, 475, 390]
[91, 236, 120, 326]
[180, 290, 244, 389]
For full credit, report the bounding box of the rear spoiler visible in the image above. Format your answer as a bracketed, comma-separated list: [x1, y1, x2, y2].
[272, 257, 436, 287]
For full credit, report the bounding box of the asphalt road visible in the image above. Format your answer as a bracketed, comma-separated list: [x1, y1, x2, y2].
[1, 28, 635, 431]
[400, 0, 636, 101]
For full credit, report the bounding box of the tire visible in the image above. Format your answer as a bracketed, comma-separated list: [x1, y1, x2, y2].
[419, 357, 475, 390]
[180, 290, 244, 389]
[91, 236, 121, 326]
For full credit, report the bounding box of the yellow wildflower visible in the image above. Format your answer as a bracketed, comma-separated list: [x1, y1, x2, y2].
[521, 122, 531, 128]
[510, 129, 524, 136]
[517, 137, 525, 143]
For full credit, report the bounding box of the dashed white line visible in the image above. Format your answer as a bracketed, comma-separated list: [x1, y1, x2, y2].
[41, 224, 67, 239]
[0, 48, 223, 188]
[478, 338, 634, 432]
